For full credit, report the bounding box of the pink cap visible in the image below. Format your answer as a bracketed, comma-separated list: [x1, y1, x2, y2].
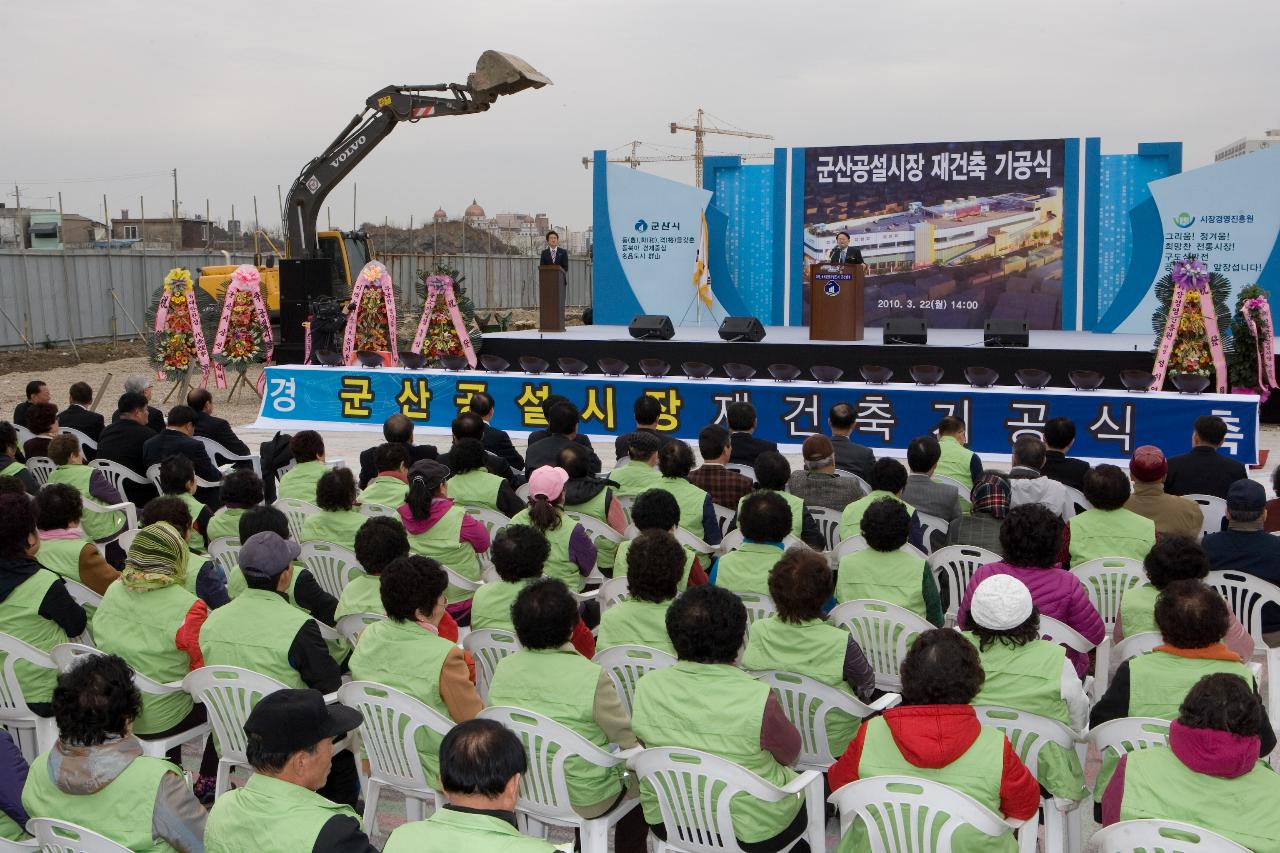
[527, 465, 569, 500]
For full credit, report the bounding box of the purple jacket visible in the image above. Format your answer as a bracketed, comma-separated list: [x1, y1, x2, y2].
[0, 729, 28, 832]
[957, 561, 1105, 676]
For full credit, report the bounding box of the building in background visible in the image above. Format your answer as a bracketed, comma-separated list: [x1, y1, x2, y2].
[28, 212, 106, 249]
[110, 212, 229, 249]
[1215, 129, 1280, 162]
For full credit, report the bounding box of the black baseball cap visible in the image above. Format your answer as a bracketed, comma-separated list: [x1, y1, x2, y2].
[243, 689, 362, 755]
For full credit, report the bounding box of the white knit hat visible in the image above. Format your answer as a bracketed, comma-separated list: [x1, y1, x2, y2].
[969, 575, 1034, 630]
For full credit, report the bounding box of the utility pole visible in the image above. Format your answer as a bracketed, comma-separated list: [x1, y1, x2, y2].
[231, 204, 236, 253]
[205, 200, 211, 251]
[253, 196, 260, 255]
[352, 183, 357, 231]
[57, 192, 80, 359]
[12, 185, 20, 248]
[276, 184, 284, 237]
[171, 168, 179, 247]
[139, 196, 146, 247]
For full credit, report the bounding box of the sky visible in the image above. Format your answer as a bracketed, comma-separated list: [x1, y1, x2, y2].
[2, 0, 1277, 236]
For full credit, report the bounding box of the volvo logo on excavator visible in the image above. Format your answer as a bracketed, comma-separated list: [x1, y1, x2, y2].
[330, 135, 367, 169]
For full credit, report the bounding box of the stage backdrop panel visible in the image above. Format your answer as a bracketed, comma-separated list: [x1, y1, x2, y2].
[798, 138, 1078, 331]
[255, 366, 1259, 465]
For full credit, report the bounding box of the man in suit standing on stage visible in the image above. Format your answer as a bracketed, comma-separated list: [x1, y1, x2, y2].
[540, 230, 568, 272]
[828, 232, 863, 265]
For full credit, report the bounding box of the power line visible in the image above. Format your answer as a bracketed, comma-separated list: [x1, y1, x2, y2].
[2, 170, 172, 185]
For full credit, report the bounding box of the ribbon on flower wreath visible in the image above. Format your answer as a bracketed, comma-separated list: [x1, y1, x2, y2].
[211, 264, 275, 393]
[412, 274, 477, 367]
[1243, 295, 1280, 395]
[1150, 257, 1229, 393]
[154, 268, 212, 385]
[342, 260, 398, 365]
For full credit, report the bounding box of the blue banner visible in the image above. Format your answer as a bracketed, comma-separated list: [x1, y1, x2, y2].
[256, 366, 1259, 464]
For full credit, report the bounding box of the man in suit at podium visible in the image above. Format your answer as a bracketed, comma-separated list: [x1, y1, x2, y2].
[828, 231, 863, 265]
[540, 230, 568, 272]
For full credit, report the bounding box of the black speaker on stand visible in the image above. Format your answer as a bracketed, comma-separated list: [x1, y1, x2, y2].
[883, 317, 927, 345]
[717, 316, 766, 342]
[983, 319, 1030, 348]
[628, 315, 675, 341]
[277, 258, 338, 364]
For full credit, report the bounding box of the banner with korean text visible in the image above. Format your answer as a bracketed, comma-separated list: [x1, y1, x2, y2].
[801, 138, 1075, 329]
[255, 366, 1258, 464]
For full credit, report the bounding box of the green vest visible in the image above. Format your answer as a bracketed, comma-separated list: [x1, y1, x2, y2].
[93, 582, 197, 734]
[206, 771, 363, 853]
[609, 461, 661, 497]
[0, 811, 23, 841]
[23, 750, 179, 853]
[407, 504, 483, 601]
[335, 573, 384, 621]
[714, 541, 785, 595]
[736, 490, 805, 539]
[48, 464, 123, 542]
[0, 568, 71, 704]
[836, 547, 928, 619]
[299, 508, 365, 551]
[348, 619, 456, 788]
[936, 435, 976, 490]
[0, 461, 26, 479]
[632, 662, 801, 843]
[566, 486, 619, 571]
[846, 718, 1011, 853]
[1121, 746, 1280, 852]
[35, 536, 86, 584]
[615, 537, 696, 590]
[205, 507, 245, 543]
[964, 632, 1086, 799]
[742, 617, 858, 758]
[359, 475, 408, 510]
[510, 508, 583, 590]
[383, 806, 556, 852]
[1119, 584, 1160, 637]
[200, 588, 312, 688]
[597, 599, 674, 655]
[447, 469, 504, 512]
[487, 648, 622, 809]
[1129, 651, 1253, 719]
[276, 460, 328, 503]
[174, 492, 208, 553]
[839, 491, 916, 542]
[653, 477, 710, 540]
[470, 578, 533, 631]
[1068, 508, 1156, 567]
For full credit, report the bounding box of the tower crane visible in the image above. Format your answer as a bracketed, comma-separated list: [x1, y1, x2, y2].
[583, 139, 774, 180]
[670, 108, 773, 185]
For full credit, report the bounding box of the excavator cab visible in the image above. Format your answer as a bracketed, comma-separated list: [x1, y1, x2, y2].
[316, 230, 372, 299]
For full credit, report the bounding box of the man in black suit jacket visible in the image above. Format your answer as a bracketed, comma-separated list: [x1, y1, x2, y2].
[1164, 414, 1249, 500]
[143, 405, 223, 486]
[526, 401, 601, 474]
[356, 413, 438, 487]
[466, 391, 524, 472]
[12, 380, 50, 429]
[444, 413, 520, 487]
[828, 232, 863, 265]
[539, 230, 569, 272]
[1041, 416, 1090, 492]
[186, 388, 250, 458]
[95, 391, 159, 506]
[58, 382, 105, 459]
[613, 395, 674, 462]
[828, 402, 875, 481]
[725, 401, 776, 467]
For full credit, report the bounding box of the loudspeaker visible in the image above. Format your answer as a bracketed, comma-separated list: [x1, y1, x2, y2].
[718, 316, 766, 343]
[983, 319, 1030, 348]
[883, 317, 927, 345]
[628, 314, 675, 341]
[277, 258, 338, 364]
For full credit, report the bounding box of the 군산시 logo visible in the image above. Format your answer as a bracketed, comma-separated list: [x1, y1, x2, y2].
[1173, 212, 1196, 229]
[634, 219, 649, 232]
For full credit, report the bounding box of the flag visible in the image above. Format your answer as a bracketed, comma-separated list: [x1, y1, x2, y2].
[692, 213, 713, 309]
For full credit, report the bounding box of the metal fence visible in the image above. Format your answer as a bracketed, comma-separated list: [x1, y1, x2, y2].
[0, 250, 592, 350]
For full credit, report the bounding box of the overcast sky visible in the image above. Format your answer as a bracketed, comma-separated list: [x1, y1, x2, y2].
[3, 0, 1276, 236]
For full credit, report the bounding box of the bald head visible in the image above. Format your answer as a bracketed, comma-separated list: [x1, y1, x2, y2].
[383, 414, 414, 444]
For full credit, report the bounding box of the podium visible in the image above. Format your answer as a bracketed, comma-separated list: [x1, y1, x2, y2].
[538, 264, 566, 333]
[809, 263, 865, 341]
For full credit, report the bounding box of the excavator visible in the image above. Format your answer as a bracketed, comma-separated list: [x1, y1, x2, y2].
[197, 50, 550, 310]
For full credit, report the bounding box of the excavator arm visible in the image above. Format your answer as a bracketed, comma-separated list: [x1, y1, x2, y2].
[282, 50, 550, 260]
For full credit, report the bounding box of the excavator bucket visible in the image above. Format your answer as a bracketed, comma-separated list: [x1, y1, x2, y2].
[469, 50, 552, 98]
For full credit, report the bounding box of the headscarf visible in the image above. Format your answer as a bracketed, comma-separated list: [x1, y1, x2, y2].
[970, 473, 1011, 520]
[122, 522, 188, 592]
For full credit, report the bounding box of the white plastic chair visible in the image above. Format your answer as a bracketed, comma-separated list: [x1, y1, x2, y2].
[1063, 485, 1092, 515]
[296, 541, 363, 599]
[337, 681, 450, 836]
[717, 530, 804, 555]
[1205, 569, 1280, 654]
[114, 529, 137, 555]
[808, 506, 843, 552]
[272, 498, 320, 542]
[461, 629, 521, 702]
[0, 632, 59, 761]
[0, 835, 37, 851]
[515, 482, 529, 501]
[464, 505, 513, 538]
[835, 537, 927, 561]
[724, 463, 755, 481]
[273, 458, 295, 484]
[711, 504, 736, 538]
[1185, 493, 1227, 538]
[755, 670, 900, 770]
[915, 511, 950, 555]
[336, 612, 385, 645]
[928, 545, 1001, 626]
[1086, 716, 1171, 773]
[89, 459, 151, 498]
[207, 537, 241, 579]
[50, 643, 210, 761]
[480, 706, 641, 853]
[595, 644, 676, 716]
[833, 469, 872, 495]
[829, 775, 1031, 853]
[828, 600, 933, 691]
[79, 499, 136, 547]
[597, 576, 630, 612]
[61, 428, 97, 454]
[565, 512, 624, 545]
[61, 580, 102, 612]
[26, 818, 131, 853]
[737, 591, 777, 624]
[25, 457, 56, 487]
[1093, 818, 1250, 853]
[1112, 631, 1162, 666]
[196, 436, 262, 477]
[673, 526, 715, 557]
[932, 474, 970, 503]
[974, 705, 1085, 853]
[182, 666, 287, 797]
[146, 462, 217, 492]
[1072, 558, 1147, 629]
[13, 426, 34, 449]
[633, 746, 825, 853]
[357, 501, 398, 519]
